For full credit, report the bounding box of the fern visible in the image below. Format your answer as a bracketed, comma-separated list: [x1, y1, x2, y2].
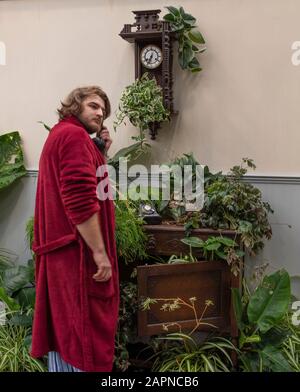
[115, 200, 148, 263]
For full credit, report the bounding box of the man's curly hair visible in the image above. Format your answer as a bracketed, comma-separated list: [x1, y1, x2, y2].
[57, 86, 111, 120]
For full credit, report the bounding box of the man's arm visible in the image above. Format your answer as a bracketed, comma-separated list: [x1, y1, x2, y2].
[76, 212, 112, 282]
[58, 127, 111, 282]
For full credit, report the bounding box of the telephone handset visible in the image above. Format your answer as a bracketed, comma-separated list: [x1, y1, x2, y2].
[92, 135, 106, 153]
[92, 122, 106, 153]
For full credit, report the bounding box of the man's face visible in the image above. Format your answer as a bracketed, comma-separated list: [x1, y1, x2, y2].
[77, 94, 106, 134]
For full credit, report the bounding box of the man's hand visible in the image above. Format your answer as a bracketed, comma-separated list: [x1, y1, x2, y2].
[76, 213, 112, 282]
[92, 250, 112, 282]
[99, 126, 112, 153]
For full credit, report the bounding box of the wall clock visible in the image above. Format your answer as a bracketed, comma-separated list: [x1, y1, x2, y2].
[120, 9, 176, 139]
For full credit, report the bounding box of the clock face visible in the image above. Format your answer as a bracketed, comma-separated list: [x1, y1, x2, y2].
[140, 45, 163, 69]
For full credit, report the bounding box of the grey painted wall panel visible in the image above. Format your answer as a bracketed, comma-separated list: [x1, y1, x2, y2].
[0, 176, 37, 265]
[244, 181, 300, 298]
[0, 174, 299, 296]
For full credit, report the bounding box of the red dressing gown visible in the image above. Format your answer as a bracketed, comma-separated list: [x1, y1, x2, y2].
[30, 115, 119, 372]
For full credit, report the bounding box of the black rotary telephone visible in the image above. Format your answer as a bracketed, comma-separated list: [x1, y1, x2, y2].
[139, 202, 162, 225]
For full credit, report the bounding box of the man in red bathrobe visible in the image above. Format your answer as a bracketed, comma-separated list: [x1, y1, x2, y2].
[30, 86, 119, 372]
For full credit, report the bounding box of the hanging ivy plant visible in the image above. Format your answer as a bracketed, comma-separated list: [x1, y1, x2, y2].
[163, 6, 206, 73]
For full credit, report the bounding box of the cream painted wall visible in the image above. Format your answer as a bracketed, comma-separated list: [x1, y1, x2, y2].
[0, 0, 300, 174]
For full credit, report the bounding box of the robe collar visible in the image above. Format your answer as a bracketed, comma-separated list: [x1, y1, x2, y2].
[61, 115, 86, 129]
[60, 115, 107, 159]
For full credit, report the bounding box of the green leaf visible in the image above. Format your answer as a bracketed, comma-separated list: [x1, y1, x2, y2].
[0, 249, 15, 272]
[156, 200, 169, 213]
[216, 237, 236, 247]
[15, 287, 35, 310]
[182, 13, 196, 26]
[215, 249, 227, 260]
[108, 142, 141, 166]
[238, 220, 253, 233]
[9, 313, 33, 327]
[205, 242, 221, 251]
[188, 57, 202, 73]
[242, 334, 261, 344]
[172, 23, 185, 32]
[0, 131, 27, 190]
[181, 237, 204, 248]
[260, 345, 293, 372]
[235, 249, 245, 257]
[188, 30, 205, 44]
[179, 6, 186, 17]
[191, 45, 206, 54]
[163, 13, 176, 23]
[231, 288, 243, 330]
[247, 269, 291, 333]
[37, 121, 51, 132]
[25, 259, 35, 282]
[165, 6, 180, 17]
[24, 334, 32, 349]
[190, 67, 202, 73]
[188, 56, 200, 68]
[261, 326, 290, 348]
[0, 287, 20, 311]
[179, 45, 194, 69]
[3, 266, 33, 296]
[239, 352, 260, 372]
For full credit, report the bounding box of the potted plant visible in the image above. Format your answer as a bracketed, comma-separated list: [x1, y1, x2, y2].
[0, 230, 45, 372]
[0, 131, 27, 191]
[232, 269, 297, 372]
[149, 155, 273, 258]
[113, 73, 170, 144]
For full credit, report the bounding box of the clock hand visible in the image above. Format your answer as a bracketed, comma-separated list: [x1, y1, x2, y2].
[147, 53, 153, 64]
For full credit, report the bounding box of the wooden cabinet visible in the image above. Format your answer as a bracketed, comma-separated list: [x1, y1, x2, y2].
[137, 224, 240, 340]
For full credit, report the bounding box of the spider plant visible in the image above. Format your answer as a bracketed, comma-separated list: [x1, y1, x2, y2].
[141, 296, 236, 372]
[281, 312, 300, 371]
[151, 334, 236, 372]
[0, 316, 45, 372]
